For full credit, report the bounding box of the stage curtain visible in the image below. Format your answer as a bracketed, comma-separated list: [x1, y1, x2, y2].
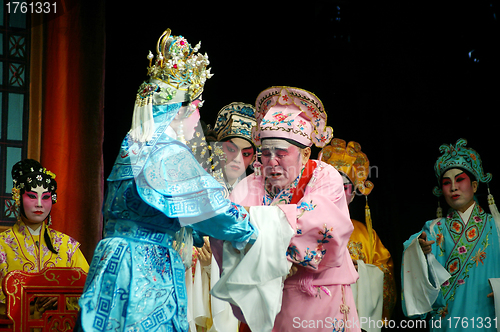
[39, 0, 105, 260]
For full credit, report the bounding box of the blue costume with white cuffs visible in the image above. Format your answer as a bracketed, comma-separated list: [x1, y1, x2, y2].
[401, 139, 500, 332]
[76, 29, 257, 332]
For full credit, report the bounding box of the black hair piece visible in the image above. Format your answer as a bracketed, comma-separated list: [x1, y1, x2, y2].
[44, 226, 58, 254]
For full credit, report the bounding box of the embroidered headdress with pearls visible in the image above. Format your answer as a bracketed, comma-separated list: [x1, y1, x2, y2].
[11, 159, 57, 223]
[108, 29, 226, 223]
[130, 28, 213, 142]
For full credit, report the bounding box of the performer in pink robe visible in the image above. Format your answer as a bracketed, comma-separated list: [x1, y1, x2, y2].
[214, 86, 360, 332]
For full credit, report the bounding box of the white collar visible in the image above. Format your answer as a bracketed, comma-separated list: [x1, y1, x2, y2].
[226, 178, 240, 193]
[27, 224, 42, 236]
[458, 202, 475, 224]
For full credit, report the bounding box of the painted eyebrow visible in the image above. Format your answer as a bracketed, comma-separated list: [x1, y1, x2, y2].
[442, 171, 465, 180]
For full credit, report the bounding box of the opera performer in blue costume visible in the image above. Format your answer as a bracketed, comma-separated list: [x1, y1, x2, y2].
[401, 138, 500, 331]
[75, 29, 257, 332]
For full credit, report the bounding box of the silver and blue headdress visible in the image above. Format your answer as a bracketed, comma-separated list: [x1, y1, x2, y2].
[213, 102, 257, 145]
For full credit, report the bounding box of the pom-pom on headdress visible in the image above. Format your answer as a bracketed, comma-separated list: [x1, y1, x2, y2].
[130, 28, 213, 142]
[254, 86, 333, 148]
[147, 28, 213, 101]
[11, 159, 59, 252]
[214, 102, 257, 145]
[11, 159, 58, 209]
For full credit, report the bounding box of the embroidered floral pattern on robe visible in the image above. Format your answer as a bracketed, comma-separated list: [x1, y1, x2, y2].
[402, 203, 500, 330]
[229, 159, 360, 331]
[0, 220, 89, 304]
[287, 224, 333, 268]
[438, 206, 490, 301]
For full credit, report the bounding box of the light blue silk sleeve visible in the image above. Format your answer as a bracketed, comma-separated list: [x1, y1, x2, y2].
[135, 138, 258, 249]
[189, 203, 258, 250]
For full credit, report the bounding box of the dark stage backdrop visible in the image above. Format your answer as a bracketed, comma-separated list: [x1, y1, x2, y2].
[104, 2, 499, 330]
[38, 0, 105, 262]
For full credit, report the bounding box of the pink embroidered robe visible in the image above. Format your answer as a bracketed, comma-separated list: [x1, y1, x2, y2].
[226, 160, 360, 331]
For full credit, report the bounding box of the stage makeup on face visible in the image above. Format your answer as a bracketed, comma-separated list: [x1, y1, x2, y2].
[441, 168, 477, 212]
[221, 138, 255, 184]
[22, 185, 52, 227]
[261, 139, 303, 192]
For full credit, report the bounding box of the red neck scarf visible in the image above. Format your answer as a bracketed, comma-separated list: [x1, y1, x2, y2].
[290, 159, 316, 205]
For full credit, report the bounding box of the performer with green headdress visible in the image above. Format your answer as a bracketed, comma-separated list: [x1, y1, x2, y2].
[402, 138, 500, 331]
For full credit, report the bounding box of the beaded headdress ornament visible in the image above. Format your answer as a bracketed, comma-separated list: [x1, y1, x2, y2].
[146, 28, 213, 101]
[130, 28, 213, 142]
[11, 159, 57, 221]
[254, 86, 333, 148]
[214, 102, 257, 144]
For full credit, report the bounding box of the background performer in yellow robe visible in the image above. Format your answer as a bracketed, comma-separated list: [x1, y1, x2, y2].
[0, 159, 89, 316]
[321, 138, 396, 332]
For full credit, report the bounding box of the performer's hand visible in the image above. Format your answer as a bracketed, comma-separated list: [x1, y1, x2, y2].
[352, 259, 358, 271]
[198, 237, 212, 267]
[487, 292, 494, 298]
[287, 264, 298, 279]
[419, 231, 435, 255]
